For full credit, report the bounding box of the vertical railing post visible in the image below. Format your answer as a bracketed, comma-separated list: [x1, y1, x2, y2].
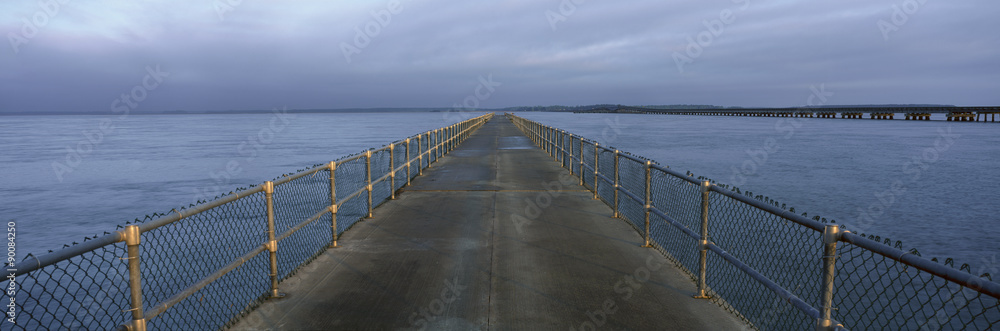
[560, 131, 566, 167]
[329, 161, 339, 248]
[390, 143, 396, 200]
[417, 135, 423, 176]
[546, 127, 551, 156]
[366, 150, 373, 218]
[694, 180, 711, 299]
[542, 126, 547, 154]
[553, 129, 558, 161]
[534, 122, 539, 145]
[263, 181, 285, 299]
[817, 224, 841, 330]
[556, 130, 562, 164]
[552, 128, 557, 160]
[593, 143, 599, 200]
[568, 134, 574, 176]
[613, 150, 620, 218]
[540, 126, 545, 152]
[579, 138, 585, 186]
[643, 160, 652, 248]
[405, 138, 411, 186]
[564, 132, 569, 168]
[123, 225, 146, 331]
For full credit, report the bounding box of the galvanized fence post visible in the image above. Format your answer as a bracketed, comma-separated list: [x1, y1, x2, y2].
[532, 122, 536, 144]
[547, 127, 552, 156]
[535, 122, 539, 145]
[568, 133, 574, 175]
[405, 139, 411, 186]
[538, 123, 549, 154]
[561, 131, 567, 167]
[579, 138, 585, 186]
[549, 127, 559, 159]
[543, 126, 547, 154]
[557, 130, 563, 164]
[390, 143, 396, 200]
[694, 180, 711, 299]
[124, 225, 146, 331]
[263, 181, 285, 299]
[613, 150, 620, 218]
[329, 161, 339, 248]
[593, 143, 600, 200]
[418, 135, 423, 176]
[366, 150, 373, 218]
[643, 160, 652, 248]
[818, 224, 841, 330]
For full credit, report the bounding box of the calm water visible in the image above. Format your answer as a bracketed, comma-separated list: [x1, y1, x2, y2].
[516, 112, 1000, 270]
[1, 112, 482, 258]
[2, 111, 997, 270]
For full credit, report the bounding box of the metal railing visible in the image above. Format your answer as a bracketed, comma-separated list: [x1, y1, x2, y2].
[3, 113, 494, 331]
[506, 113, 1000, 330]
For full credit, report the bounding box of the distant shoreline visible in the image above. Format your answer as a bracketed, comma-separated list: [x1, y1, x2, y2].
[0, 104, 976, 116]
[0, 108, 471, 116]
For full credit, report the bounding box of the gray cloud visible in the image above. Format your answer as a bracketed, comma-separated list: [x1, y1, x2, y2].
[1, 0, 997, 113]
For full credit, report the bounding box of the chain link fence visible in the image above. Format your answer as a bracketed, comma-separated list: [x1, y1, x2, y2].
[2, 114, 493, 331]
[507, 113, 1000, 330]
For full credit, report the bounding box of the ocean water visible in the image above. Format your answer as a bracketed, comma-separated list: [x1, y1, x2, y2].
[516, 112, 1000, 270]
[1, 111, 483, 258]
[2, 111, 997, 271]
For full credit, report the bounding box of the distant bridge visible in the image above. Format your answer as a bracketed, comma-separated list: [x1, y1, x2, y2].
[576, 106, 1000, 122]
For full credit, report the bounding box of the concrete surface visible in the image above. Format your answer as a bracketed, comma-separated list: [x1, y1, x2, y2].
[231, 116, 748, 330]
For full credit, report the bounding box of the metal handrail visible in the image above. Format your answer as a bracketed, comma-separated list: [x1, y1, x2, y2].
[14, 113, 494, 331]
[506, 113, 1000, 330]
[124, 113, 493, 330]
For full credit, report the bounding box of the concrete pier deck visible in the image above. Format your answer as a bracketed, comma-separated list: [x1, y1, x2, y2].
[233, 116, 746, 330]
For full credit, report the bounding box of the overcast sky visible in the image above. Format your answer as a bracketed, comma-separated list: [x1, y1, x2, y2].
[1, 0, 998, 113]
